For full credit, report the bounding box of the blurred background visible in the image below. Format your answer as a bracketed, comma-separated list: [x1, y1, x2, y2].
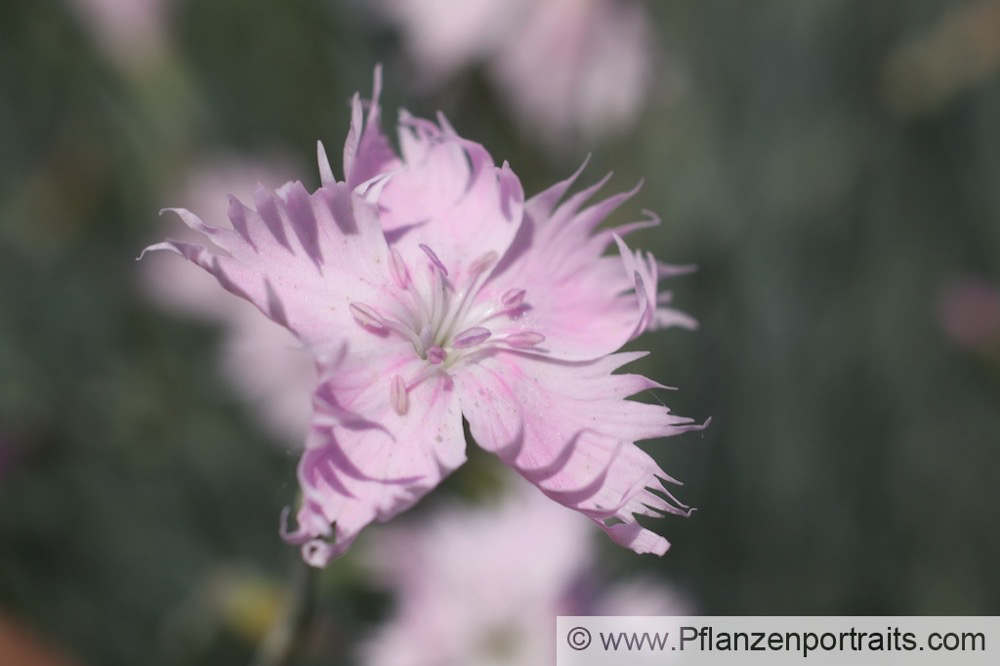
[2, 0, 1000, 664]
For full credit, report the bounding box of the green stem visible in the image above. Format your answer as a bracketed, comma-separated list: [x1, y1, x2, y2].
[249, 558, 317, 666]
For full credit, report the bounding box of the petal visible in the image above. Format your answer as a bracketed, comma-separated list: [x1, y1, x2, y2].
[143, 181, 396, 348]
[376, 113, 525, 285]
[455, 352, 704, 556]
[653, 263, 699, 331]
[481, 165, 690, 360]
[284, 348, 466, 566]
[340, 65, 402, 192]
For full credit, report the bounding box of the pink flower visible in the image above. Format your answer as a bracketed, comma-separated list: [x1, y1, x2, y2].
[378, 0, 664, 146]
[377, 0, 526, 86]
[359, 482, 690, 666]
[144, 70, 703, 567]
[490, 0, 657, 146]
[67, 0, 175, 69]
[937, 277, 1000, 353]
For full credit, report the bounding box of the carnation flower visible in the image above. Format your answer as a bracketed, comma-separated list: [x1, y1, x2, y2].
[144, 70, 703, 567]
[489, 0, 657, 146]
[359, 481, 690, 666]
[67, 0, 175, 69]
[937, 277, 1000, 353]
[377, 0, 666, 147]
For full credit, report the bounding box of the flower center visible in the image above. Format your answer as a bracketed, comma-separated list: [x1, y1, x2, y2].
[347, 244, 545, 414]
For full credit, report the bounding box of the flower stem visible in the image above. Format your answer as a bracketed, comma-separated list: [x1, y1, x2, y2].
[250, 558, 317, 666]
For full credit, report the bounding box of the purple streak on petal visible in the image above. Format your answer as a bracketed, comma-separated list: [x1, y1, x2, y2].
[419, 243, 449, 276]
[226, 195, 259, 251]
[457, 350, 703, 559]
[344, 65, 401, 191]
[284, 181, 324, 270]
[264, 279, 289, 328]
[253, 185, 293, 252]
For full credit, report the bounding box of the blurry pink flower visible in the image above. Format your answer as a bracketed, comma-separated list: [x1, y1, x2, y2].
[67, 0, 175, 68]
[491, 0, 656, 145]
[379, 0, 660, 145]
[937, 277, 1000, 352]
[360, 482, 689, 666]
[144, 70, 702, 567]
[378, 0, 527, 86]
[143, 158, 314, 445]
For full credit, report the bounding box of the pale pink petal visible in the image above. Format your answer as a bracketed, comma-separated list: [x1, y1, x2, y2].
[455, 352, 704, 555]
[144, 180, 394, 349]
[480, 165, 691, 360]
[283, 348, 466, 566]
[653, 303, 700, 331]
[339, 66, 402, 192]
[375, 114, 525, 285]
[612, 233, 658, 340]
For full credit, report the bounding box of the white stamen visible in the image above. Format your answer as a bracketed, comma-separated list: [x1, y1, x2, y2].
[453, 327, 492, 349]
[369, 241, 549, 366]
[437, 256, 498, 341]
[427, 265, 446, 329]
[390, 375, 408, 415]
[349, 302, 386, 329]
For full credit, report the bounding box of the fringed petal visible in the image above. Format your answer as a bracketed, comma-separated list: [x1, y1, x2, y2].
[282, 349, 466, 566]
[456, 352, 705, 556]
[481, 165, 693, 360]
[144, 181, 395, 349]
